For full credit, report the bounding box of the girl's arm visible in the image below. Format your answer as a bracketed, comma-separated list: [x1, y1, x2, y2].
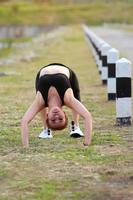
[64, 89, 92, 146]
[21, 92, 44, 148]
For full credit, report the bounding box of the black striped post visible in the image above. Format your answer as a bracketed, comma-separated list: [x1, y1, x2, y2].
[83, 25, 97, 62]
[97, 40, 105, 75]
[107, 48, 119, 100]
[101, 43, 111, 84]
[116, 58, 132, 125]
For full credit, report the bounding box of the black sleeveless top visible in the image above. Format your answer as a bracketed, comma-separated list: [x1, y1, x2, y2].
[35, 63, 81, 107]
[37, 73, 71, 106]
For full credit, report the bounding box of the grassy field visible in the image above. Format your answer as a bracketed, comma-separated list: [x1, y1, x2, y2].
[0, 25, 133, 200]
[0, 0, 133, 25]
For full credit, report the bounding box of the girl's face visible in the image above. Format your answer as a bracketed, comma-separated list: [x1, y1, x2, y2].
[47, 107, 66, 129]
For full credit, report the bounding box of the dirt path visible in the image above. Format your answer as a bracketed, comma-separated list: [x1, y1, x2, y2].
[90, 25, 133, 111]
[90, 25, 133, 62]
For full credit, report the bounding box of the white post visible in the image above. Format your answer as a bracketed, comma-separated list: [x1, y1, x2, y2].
[107, 48, 119, 100]
[116, 58, 132, 125]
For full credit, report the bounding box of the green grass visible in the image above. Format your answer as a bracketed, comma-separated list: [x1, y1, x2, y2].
[0, 37, 32, 43]
[0, 25, 133, 200]
[0, 37, 32, 58]
[0, 47, 12, 57]
[0, 1, 133, 25]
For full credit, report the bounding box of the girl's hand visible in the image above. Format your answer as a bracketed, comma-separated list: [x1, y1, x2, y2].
[83, 142, 89, 146]
[83, 140, 91, 146]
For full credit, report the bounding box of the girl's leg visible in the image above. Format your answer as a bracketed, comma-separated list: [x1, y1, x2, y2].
[71, 109, 79, 126]
[38, 108, 53, 138]
[40, 108, 48, 129]
[70, 109, 84, 137]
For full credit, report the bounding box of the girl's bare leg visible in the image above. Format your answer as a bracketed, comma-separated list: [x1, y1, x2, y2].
[40, 108, 48, 129]
[71, 109, 79, 126]
[70, 109, 84, 137]
[38, 108, 53, 138]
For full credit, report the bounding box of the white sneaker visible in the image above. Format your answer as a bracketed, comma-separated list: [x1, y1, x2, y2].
[69, 121, 84, 138]
[38, 128, 53, 139]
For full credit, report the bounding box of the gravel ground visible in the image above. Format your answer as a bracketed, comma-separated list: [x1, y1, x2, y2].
[90, 25, 133, 63]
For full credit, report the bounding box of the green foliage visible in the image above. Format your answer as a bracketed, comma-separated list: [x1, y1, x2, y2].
[0, 0, 133, 25]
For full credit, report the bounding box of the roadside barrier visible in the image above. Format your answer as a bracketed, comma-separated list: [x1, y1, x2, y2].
[83, 24, 132, 125]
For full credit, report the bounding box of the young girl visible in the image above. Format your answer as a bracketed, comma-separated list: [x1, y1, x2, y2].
[21, 63, 92, 147]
